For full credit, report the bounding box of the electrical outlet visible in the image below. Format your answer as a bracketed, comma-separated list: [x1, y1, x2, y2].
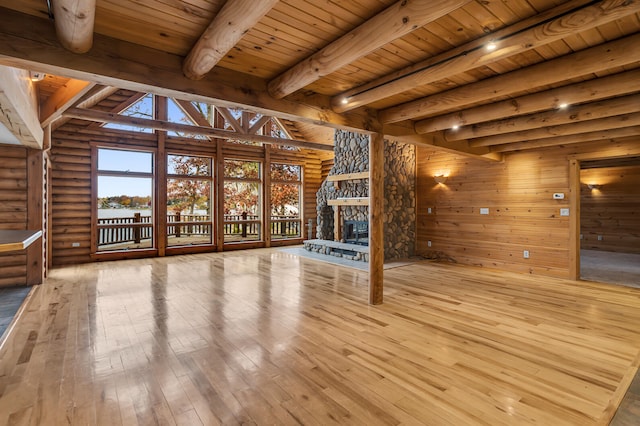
[427, 207, 432, 214]
[71, 242, 80, 247]
[480, 208, 489, 215]
[523, 250, 530, 259]
[428, 240, 432, 247]
[560, 208, 570, 216]
[598, 235, 603, 241]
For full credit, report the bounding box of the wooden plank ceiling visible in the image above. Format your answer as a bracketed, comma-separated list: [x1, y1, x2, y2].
[0, 0, 638, 159]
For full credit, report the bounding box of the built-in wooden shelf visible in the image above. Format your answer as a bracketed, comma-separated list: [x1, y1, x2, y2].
[326, 171, 369, 182]
[328, 197, 369, 206]
[0, 230, 42, 253]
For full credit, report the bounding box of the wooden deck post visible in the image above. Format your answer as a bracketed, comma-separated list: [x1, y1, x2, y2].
[369, 132, 384, 305]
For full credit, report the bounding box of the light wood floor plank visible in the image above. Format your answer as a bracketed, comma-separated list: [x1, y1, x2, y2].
[1, 248, 639, 425]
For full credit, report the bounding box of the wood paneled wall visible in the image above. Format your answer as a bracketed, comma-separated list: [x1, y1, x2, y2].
[416, 139, 640, 278]
[49, 123, 325, 266]
[580, 165, 640, 254]
[0, 147, 28, 286]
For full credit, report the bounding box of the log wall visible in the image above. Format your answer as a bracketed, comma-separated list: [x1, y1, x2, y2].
[0, 147, 28, 286]
[416, 139, 640, 278]
[49, 123, 324, 266]
[580, 165, 640, 254]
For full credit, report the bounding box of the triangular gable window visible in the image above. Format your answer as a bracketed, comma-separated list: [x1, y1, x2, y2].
[104, 93, 154, 133]
[167, 98, 207, 140]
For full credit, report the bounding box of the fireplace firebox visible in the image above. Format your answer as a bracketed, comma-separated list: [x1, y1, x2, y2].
[344, 220, 368, 246]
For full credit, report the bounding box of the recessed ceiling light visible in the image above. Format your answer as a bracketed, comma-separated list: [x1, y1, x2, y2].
[558, 103, 568, 109]
[451, 125, 459, 130]
[486, 42, 497, 51]
[341, 97, 349, 105]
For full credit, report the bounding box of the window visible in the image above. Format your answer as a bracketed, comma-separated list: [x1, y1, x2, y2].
[104, 93, 154, 133]
[224, 160, 262, 242]
[96, 148, 154, 251]
[166, 154, 213, 246]
[270, 163, 302, 240]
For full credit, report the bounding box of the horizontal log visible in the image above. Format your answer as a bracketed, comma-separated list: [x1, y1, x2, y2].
[470, 113, 640, 147]
[415, 68, 640, 133]
[326, 172, 369, 181]
[446, 94, 640, 141]
[63, 108, 335, 151]
[379, 32, 640, 123]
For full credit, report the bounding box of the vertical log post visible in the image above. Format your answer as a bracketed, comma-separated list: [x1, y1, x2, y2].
[155, 95, 168, 255]
[569, 159, 580, 280]
[26, 149, 43, 286]
[369, 132, 384, 305]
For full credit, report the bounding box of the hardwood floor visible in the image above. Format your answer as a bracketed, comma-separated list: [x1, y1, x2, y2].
[1, 248, 640, 425]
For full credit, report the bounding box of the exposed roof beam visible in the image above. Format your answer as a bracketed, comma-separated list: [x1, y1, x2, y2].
[52, 0, 96, 54]
[267, 0, 471, 99]
[183, 0, 279, 80]
[334, 0, 637, 112]
[446, 94, 640, 141]
[216, 107, 245, 133]
[248, 115, 272, 135]
[174, 99, 214, 128]
[489, 127, 640, 153]
[379, 32, 640, 124]
[469, 112, 640, 147]
[415, 68, 640, 133]
[40, 79, 94, 127]
[0, 65, 43, 148]
[0, 7, 378, 135]
[63, 107, 334, 151]
[52, 85, 120, 130]
[382, 123, 502, 162]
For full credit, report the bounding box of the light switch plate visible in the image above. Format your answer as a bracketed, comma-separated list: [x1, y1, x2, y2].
[480, 208, 489, 215]
[560, 208, 570, 216]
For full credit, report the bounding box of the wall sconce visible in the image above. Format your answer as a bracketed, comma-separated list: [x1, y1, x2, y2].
[434, 175, 448, 184]
[587, 183, 601, 190]
[30, 71, 46, 82]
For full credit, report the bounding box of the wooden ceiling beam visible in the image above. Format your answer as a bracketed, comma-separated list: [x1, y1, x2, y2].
[52, 0, 96, 54]
[267, 0, 471, 99]
[334, 0, 637, 113]
[379, 32, 640, 124]
[40, 79, 95, 127]
[216, 107, 245, 133]
[0, 65, 43, 148]
[469, 112, 640, 147]
[62, 107, 334, 151]
[415, 68, 640, 134]
[489, 127, 640, 153]
[248, 115, 272, 135]
[183, 0, 279, 80]
[0, 7, 377, 135]
[382, 123, 502, 162]
[174, 99, 214, 128]
[52, 85, 120, 131]
[446, 94, 640, 141]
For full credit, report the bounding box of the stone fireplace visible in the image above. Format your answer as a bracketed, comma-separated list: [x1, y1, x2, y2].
[307, 130, 416, 261]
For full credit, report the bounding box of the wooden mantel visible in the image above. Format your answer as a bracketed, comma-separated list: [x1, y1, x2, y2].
[0, 230, 42, 253]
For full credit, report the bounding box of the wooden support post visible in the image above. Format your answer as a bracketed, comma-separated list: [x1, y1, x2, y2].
[333, 206, 342, 242]
[369, 132, 384, 305]
[155, 96, 168, 256]
[26, 149, 43, 285]
[264, 144, 271, 247]
[569, 159, 580, 281]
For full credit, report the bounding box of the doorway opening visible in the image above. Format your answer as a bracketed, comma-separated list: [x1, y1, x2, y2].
[578, 156, 640, 288]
